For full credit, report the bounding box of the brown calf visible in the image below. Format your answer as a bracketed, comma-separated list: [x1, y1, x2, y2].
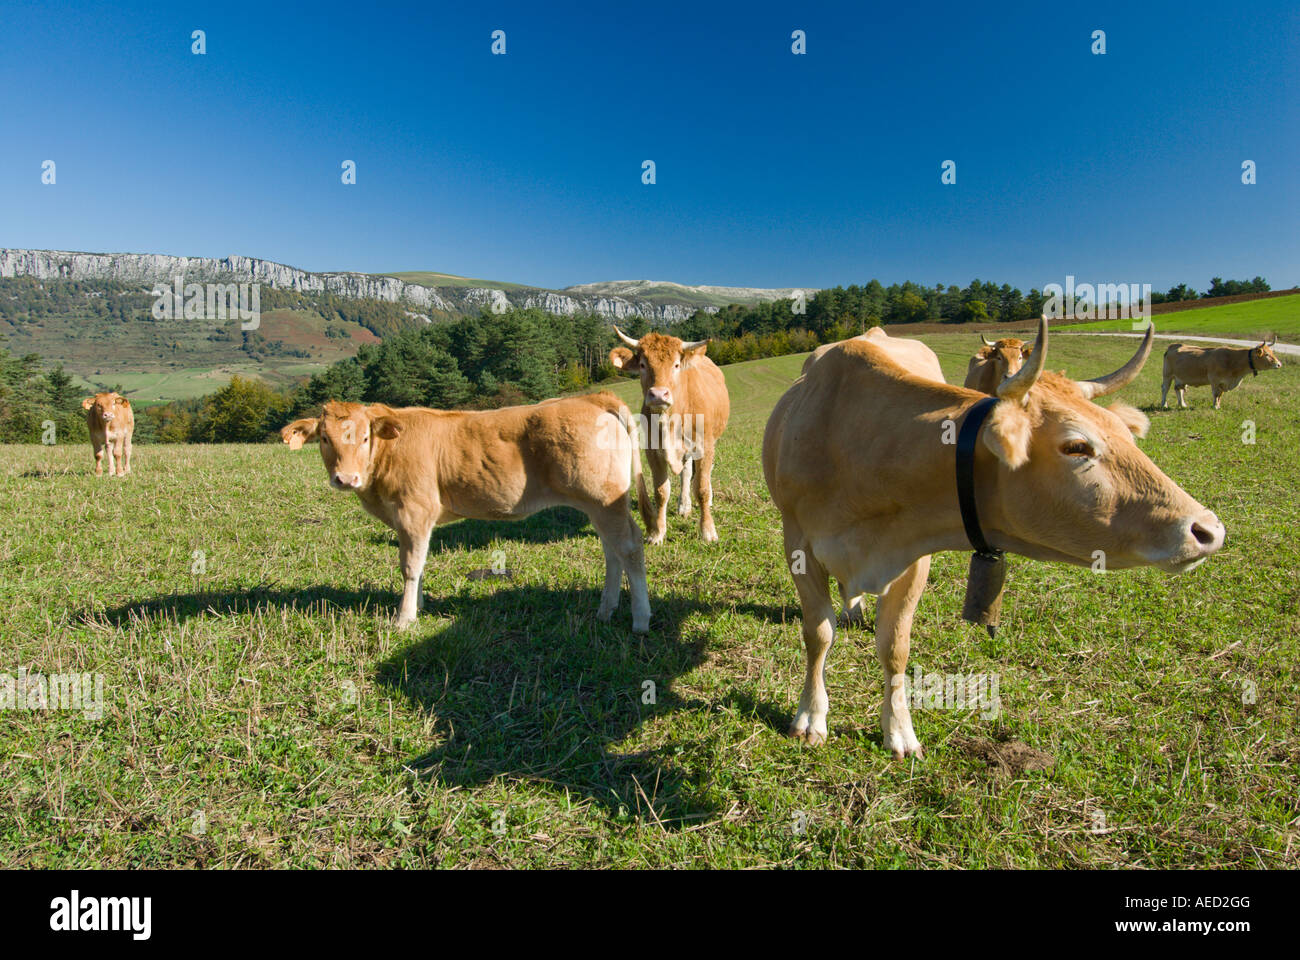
[282, 393, 651, 632]
[81, 392, 134, 477]
[609, 328, 730, 543]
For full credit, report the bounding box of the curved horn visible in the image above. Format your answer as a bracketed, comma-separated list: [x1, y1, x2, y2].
[996, 315, 1048, 402]
[980, 333, 996, 347]
[1075, 323, 1154, 400]
[613, 325, 640, 349]
[680, 338, 709, 351]
[1267, 333, 1277, 346]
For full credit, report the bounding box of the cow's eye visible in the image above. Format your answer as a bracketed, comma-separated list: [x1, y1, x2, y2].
[320, 435, 330, 446]
[1061, 439, 1094, 458]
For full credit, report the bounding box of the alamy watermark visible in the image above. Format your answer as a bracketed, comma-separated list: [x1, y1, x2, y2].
[1042, 275, 1152, 329]
[151, 276, 260, 330]
[907, 666, 1000, 720]
[2, 668, 104, 720]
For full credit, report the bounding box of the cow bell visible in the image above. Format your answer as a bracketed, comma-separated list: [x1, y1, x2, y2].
[962, 552, 1007, 638]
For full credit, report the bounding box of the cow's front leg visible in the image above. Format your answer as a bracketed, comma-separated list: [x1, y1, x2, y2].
[677, 455, 693, 516]
[394, 521, 433, 629]
[646, 455, 671, 545]
[784, 523, 835, 745]
[103, 440, 115, 477]
[693, 445, 718, 542]
[1212, 385, 1223, 410]
[876, 556, 930, 759]
[93, 442, 106, 477]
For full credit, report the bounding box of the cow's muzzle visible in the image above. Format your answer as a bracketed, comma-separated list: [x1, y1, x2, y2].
[1156, 510, 1225, 572]
[330, 472, 363, 490]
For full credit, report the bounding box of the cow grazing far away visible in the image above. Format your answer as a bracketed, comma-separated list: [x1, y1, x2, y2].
[281, 394, 651, 632]
[609, 327, 730, 543]
[763, 320, 1224, 758]
[82, 392, 134, 477]
[964, 334, 1031, 394]
[1161, 337, 1282, 409]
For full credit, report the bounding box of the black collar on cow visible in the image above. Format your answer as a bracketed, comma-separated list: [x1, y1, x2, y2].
[1248, 350, 1258, 376]
[955, 395, 1004, 560]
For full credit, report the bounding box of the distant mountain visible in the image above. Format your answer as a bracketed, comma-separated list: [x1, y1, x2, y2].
[0, 249, 812, 324]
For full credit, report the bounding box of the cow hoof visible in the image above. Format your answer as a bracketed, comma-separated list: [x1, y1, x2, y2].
[391, 615, 416, 631]
[890, 744, 924, 760]
[646, 530, 666, 546]
[788, 724, 826, 747]
[632, 617, 650, 634]
[701, 527, 718, 544]
[595, 606, 614, 623]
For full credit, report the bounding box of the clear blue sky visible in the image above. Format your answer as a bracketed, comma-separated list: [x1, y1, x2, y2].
[1, 0, 1295, 293]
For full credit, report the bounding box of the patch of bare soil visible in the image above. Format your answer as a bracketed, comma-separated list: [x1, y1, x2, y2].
[954, 736, 1055, 776]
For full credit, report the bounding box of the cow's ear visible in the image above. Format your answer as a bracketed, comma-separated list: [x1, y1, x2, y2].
[1021, 344, 1033, 357]
[610, 347, 640, 372]
[281, 418, 319, 450]
[373, 416, 402, 440]
[683, 340, 710, 359]
[81, 397, 95, 410]
[116, 397, 130, 407]
[982, 400, 1033, 469]
[974, 347, 993, 360]
[1108, 402, 1149, 439]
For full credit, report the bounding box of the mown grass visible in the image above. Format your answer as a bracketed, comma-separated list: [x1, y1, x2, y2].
[1, 334, 1297, 868]
[1065, 293, 1300, 339]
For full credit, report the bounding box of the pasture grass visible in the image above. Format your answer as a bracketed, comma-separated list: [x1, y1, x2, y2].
[2, 334, 1297, 868]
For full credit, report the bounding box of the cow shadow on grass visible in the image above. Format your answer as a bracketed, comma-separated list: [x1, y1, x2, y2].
[90, 579, 793, 827]
[375, 584, 748, 827]
[367, 507, 593, 550]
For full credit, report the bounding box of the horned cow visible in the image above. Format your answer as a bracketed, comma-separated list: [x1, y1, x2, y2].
[281, 393, 651, 632]
[1161, 337, 1282, 409]
[81, 392, 134, 477]
[964, 334, 1031, 394]
[763, 320, 1223, 758]
[610, 327, 730, 544]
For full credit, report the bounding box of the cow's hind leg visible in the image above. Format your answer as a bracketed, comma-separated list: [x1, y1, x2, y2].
[1160, 375, 1172, 408]
[838, 582, 868, 627]
[677, 455, 693, 516]
[784, 521, 835, 745]
[121, 435, 132, 475]
[1177, 383, 1188, 408]
[113, 437, 127, 476]
[876, 556, 931, 759]
[592, 504, 651, 632]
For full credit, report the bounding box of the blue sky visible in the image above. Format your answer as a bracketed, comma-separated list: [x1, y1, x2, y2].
[1, 0, 1295, 292]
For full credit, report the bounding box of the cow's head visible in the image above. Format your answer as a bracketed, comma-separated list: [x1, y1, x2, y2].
[81, 392, 129, 423]
[280, 401, 402, 491]
[978, 319, 1224, 573]
[1252, 336, 1282, 370]
[975, 335, 1030, 381]
[609, 327, 710, 412]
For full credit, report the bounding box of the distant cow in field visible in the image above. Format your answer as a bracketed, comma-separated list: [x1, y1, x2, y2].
[1161, 337, 1283, 409]
[764, 321, 1224, 758]
[281, 394, 651, 632]
[964, 335, 1031, 394]
[609, 327, 730, 544]
[82, 392, 134, 477]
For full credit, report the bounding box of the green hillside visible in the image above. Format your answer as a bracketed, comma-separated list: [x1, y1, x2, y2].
[1064, 293, 1298, 340]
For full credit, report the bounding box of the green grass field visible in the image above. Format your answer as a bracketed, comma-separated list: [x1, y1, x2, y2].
[1065, 293, 1300, 340]
[2, 334, 1297, 868]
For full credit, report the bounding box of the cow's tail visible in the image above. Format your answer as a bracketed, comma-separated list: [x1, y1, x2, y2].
[617, 404, 653, 530]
